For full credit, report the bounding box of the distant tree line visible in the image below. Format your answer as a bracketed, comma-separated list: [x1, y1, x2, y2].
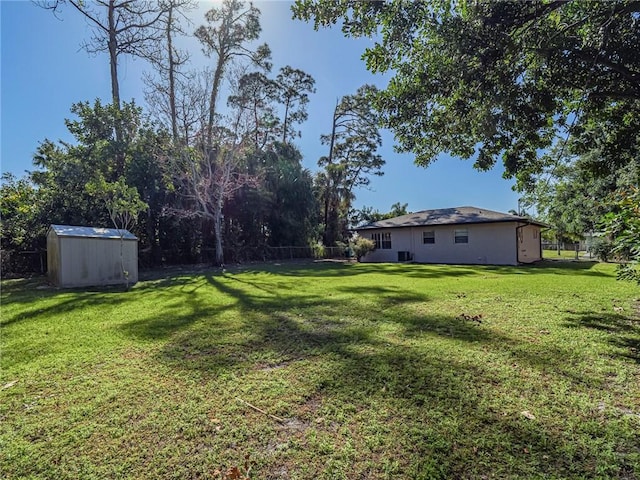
[1, 0, 388, 273]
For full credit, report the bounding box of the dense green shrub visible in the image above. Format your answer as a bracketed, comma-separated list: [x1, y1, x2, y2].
[352, 237, 375, 262]
[311, 242, 325, 259]
[589, 238, 613, 262]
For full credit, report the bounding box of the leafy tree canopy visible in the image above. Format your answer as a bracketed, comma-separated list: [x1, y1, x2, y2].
[293, 0, 640, 185]
[521, 145, 637, 235]
[0, 174, 43, 251]
[352, 202, 410, 227]
[86, 176, 148, 233]
[602, 186, 640, 283]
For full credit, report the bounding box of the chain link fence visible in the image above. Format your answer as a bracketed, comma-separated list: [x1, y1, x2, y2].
[2, 245, 351, 277]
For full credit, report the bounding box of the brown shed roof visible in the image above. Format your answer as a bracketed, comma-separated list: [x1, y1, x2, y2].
[357, 206, 546, 230]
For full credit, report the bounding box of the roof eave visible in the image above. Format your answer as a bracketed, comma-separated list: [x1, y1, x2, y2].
[356, 218, 548, 230]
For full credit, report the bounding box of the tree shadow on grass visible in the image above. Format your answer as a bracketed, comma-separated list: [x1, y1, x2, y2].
[0, 271, 218, 328]
[119, 297, 235, 341]
[481, 260, 610, 277]
[563, 311, 640, 363]
[147, 285, 622, 478]
[0, 259, 612, 317]
[223, 261, 482, 280]
[1, 289, 127, 328]
[207, 259, 613, 281]
[147, 270, 603, 387]
[2, 277, 234, 373]
[7, 266, 628, 477]
[109, 270, 602, 376]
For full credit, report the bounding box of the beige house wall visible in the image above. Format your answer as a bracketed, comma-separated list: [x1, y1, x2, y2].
[517, 224, 542, 263]
[360, 222, 540, 266]
[49, 234, 138, 287]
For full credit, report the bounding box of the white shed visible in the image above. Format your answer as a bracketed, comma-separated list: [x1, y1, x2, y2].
[47, 225, 138, 288]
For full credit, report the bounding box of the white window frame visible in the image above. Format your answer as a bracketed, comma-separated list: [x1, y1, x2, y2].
[454, 228, 469, 244]
[369, 232, 392, 249]
[370, 233, 381, 249]
[423, 230, 435, 244]
[381, 232, 392, 249]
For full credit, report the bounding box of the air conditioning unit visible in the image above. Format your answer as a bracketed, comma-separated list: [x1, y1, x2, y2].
[398, 251, 413, 262]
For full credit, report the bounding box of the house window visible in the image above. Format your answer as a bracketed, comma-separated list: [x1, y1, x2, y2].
[423, 231, 435, 244]
[381, 232, 392, 249]
[533, 229, 538, 239]
[370, 232, 391, 249]
[454, 228, 468, 244]
[371, 233, 381, 249]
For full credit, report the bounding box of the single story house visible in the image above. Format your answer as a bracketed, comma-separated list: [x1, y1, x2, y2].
[356, 206, 546, 266]
[47, 224, 138, 287]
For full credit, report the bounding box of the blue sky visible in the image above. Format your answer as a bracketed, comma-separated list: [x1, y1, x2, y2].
[1, 0, 521, 214]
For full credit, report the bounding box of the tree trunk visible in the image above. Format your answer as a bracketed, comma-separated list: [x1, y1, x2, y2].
[119, 234, 130, 289]
[108, 1, 120, 110]
[323, 100, 339, 244]
[282, 99, 290, 144]
[323, 188, 330, 245]
[213, 193, 224, 265]
[108, 0, 124, 177]
[166, 4, 178, 141]
[146, 211, 161, 265]
[254, 101, 260, 149]
[207, 54, 226, 147]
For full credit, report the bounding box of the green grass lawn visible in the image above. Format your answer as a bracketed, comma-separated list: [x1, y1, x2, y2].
[2, 261, 639, 479]
[542, 249, 589, 260]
